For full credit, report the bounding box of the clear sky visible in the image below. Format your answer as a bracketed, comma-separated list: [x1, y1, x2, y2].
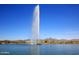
[0, 4, 79, 40]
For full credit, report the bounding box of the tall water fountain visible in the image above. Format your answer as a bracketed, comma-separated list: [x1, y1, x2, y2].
[31, 5, 40, 55]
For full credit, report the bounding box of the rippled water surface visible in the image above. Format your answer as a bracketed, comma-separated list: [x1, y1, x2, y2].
[0, 44, 79, 55]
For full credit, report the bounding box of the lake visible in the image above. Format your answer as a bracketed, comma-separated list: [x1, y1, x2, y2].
[0, 44, 79, 55]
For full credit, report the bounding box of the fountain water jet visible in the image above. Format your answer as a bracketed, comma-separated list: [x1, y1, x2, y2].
[31, 5, 40, 55]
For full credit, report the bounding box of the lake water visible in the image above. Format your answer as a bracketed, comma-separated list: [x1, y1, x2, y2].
[0, 44, 79, 55]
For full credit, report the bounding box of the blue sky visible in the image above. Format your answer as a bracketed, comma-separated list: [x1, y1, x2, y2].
[0, 4, 79, 40]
